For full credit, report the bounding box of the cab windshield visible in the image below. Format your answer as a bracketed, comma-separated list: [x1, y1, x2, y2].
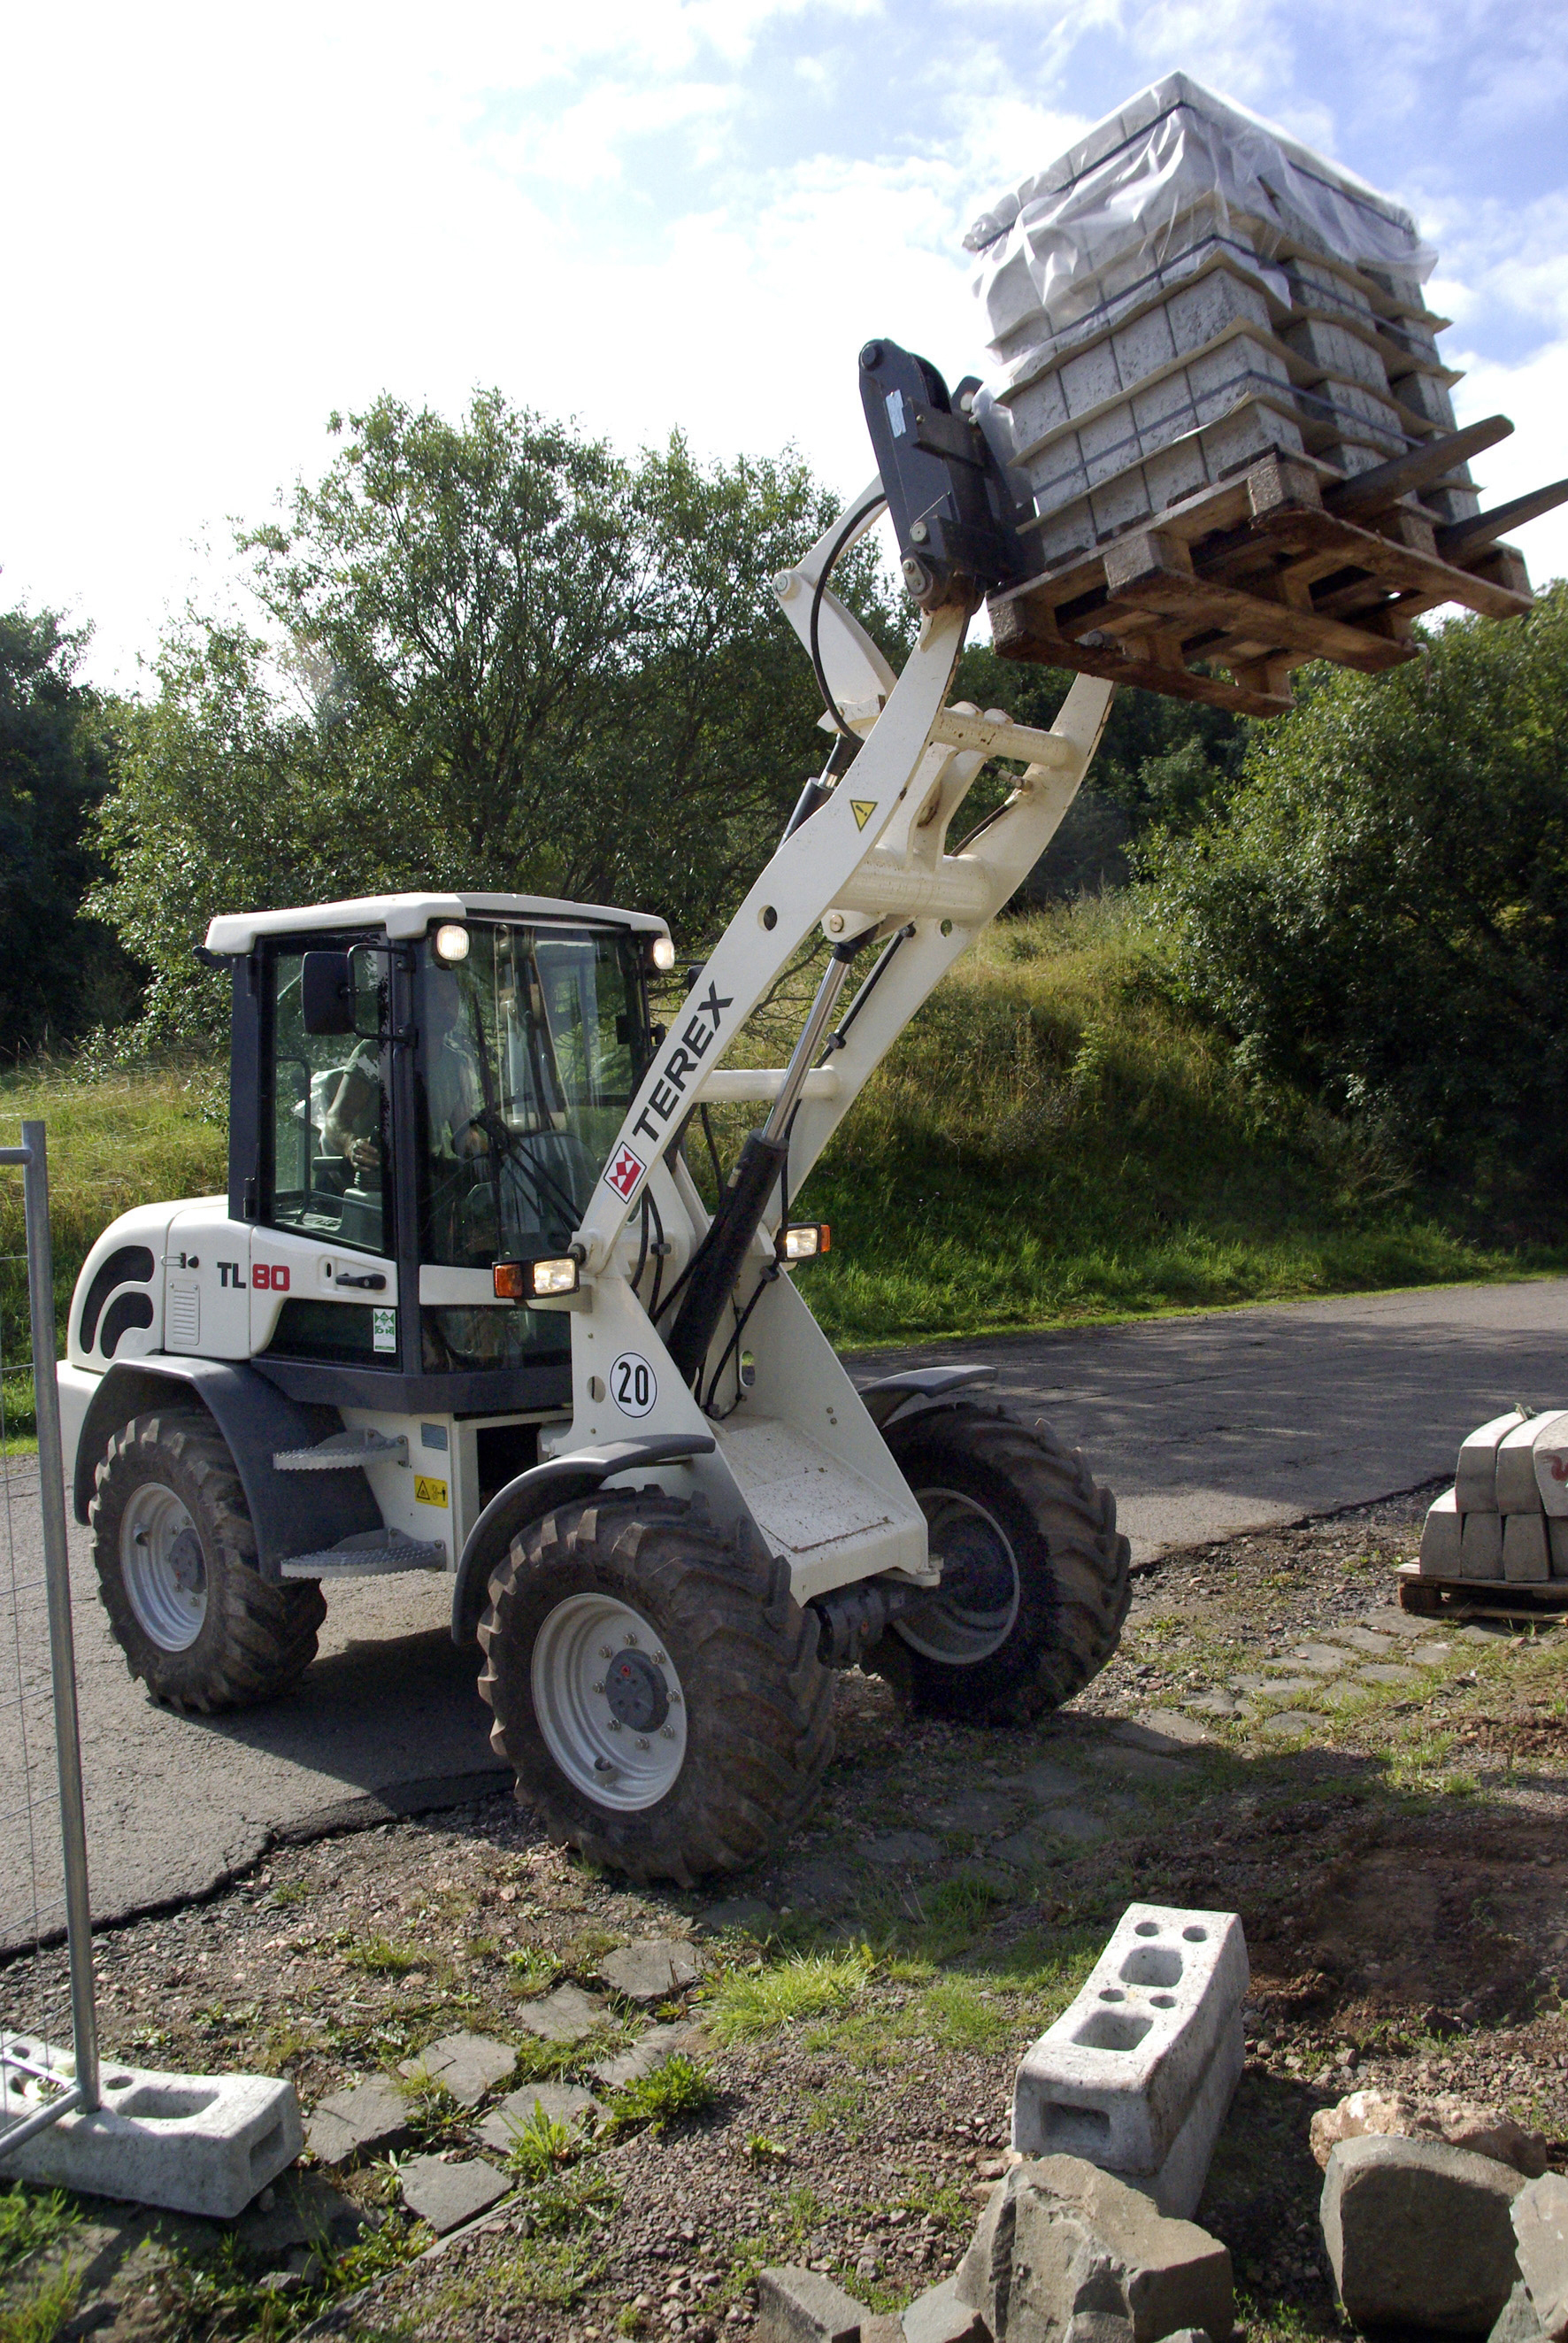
[419, 921, 645, 1270]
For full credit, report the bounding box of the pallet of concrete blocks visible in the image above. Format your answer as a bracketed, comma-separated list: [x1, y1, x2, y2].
[1410, 1407, 1568, 1605]
[1011, 1900, 1248, 2218]
[965, 73, 1567, 718]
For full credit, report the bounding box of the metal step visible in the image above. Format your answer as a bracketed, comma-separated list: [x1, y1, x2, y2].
[281, 1531, 445, 1579]
[273, 1429, 409, 1472]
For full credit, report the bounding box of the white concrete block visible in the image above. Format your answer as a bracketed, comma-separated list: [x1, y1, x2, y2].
[1520, 1415, 1568, 1517]
[1419, 1488, 1462, 1576]
[1012, 1902, 1248, 2218]
[1460, 1510, 1505, 1582]
[1503, 1514, 1551, 1584]
[0, 2034, 302, 2217]
[1551, 1520, 1568, 1581]
[1457, 1411, 1530, 1513]
[1498, 1414, 1568, 1514]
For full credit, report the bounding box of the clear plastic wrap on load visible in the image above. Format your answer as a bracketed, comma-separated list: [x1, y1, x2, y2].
[966, 73, 1436, 375]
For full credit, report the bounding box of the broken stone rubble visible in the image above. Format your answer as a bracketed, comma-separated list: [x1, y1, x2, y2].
[1321, 2131, 1526, 2332]
[1311, 2086, 1549, 2177]
[1511, 2173, 1568, 2342]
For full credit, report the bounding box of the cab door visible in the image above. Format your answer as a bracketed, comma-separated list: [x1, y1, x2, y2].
[251, 937, 401, 1367]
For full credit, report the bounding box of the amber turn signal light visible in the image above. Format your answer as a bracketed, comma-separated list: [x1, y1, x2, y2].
[494, 1258, 580, 1300]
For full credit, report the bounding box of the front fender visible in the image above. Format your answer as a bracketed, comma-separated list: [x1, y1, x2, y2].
[450, 1432, 716, 1645]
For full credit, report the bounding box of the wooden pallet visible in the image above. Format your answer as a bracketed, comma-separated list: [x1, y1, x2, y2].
[988, 419, 1565, 718]
[1396, 1560, 1568, 1621]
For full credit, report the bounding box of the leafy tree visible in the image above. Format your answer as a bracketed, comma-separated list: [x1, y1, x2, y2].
[0, 605, 140, 1053]
[1143, 587, 1568, 1213]
[95, 394, 909, 1043]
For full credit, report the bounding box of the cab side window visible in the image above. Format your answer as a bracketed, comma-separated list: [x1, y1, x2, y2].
[267, 948, 388, 1255]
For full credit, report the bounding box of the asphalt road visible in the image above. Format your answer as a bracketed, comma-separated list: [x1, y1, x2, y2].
[2, 1276, 1564, 1936]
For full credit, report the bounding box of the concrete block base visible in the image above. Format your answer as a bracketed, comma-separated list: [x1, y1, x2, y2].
[1012, 1903, 1248, 2218]
[0, 2033, 302, 2218]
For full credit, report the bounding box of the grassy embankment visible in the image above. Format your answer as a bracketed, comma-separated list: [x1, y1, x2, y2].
[2, 898, 1556, 1439]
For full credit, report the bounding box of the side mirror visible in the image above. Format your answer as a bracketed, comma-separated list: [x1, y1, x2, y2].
[301, 951, 356, 1036]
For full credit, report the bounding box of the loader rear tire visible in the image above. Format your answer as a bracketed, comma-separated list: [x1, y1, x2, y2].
[89, 1409, 326, 1712]
[477, 1492, 835, 1884]
[868, 1401, 1129, 1723]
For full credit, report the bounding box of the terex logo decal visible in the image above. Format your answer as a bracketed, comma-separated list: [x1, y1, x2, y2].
[606, 981, 734, 1202]
[604, 1145, 646, 1201]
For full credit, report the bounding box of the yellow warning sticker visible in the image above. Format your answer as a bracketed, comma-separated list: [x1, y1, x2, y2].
[850, 798, 876, 830]
[414, 1476, 449, 1508]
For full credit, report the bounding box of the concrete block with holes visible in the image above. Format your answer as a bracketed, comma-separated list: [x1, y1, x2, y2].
[0, 2034, 302, 2217]
[1011, 1902, 1249, 2218]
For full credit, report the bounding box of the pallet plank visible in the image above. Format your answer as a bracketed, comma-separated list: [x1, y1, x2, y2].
[988, 438, 1541, 716]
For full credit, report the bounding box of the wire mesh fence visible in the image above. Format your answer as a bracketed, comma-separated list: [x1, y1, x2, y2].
[0, 1121, 99, 2151]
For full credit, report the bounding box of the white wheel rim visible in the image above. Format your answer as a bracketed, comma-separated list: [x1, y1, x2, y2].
[895, 1484, 1021, 1665]
[120, 1482, 208, 1651]
[531, 1593, 687, 1810]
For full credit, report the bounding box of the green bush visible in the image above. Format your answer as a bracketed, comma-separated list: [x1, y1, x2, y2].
[1144, 588, 1568, 1223]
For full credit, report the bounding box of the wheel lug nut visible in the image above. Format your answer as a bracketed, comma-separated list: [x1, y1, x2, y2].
[653, 1650, 667, 1665]
[662, 1726, 677, 1740]
[592, 1682, 605, 1695]
[598, 1645, 613, 1659]
[635, 1737, 649, 1750]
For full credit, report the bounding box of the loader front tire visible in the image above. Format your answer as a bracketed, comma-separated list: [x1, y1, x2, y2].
[477, 1493, 835, 1884]
[869, 1402, 1129, 1723]
[89, 1410, 326, 1712]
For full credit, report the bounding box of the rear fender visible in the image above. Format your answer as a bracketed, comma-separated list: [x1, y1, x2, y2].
[72, 1358, 381, 1581]
[857, 1363, 998, 1433]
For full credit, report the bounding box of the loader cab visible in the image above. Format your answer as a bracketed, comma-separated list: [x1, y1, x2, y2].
[213, 892, 664, 1414]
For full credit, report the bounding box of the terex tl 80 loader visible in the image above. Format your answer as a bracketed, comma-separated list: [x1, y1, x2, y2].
[60, 343, 1133, 1883]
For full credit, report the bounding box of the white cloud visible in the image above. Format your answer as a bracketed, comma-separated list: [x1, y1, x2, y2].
[1449, 341, 1568, 589]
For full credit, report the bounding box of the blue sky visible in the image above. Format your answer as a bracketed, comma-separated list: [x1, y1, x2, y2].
[5, 0, 1565, 686]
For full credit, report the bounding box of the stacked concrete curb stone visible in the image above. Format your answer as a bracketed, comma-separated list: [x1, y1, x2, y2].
[1421, 1408, 1568, 1585]
[964, 73, 1473, 570]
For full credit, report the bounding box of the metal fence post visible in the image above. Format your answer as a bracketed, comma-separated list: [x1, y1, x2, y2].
[19, 1123, 98, 2113]
[0, 1119, 99, 2153]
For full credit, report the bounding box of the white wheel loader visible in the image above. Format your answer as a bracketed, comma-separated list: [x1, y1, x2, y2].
[60, 341, 1132, 1884]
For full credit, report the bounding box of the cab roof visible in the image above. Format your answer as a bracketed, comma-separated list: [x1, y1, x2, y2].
[204, 890, 668, 956]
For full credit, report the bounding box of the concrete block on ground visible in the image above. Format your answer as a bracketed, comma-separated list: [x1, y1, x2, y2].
[1321, 2133, 1526, 2332]
[600, 1938, 706, 2005]
[304, 2074, 414, 2165]
[957, 2154, 1233, 2343]
[696, 1896, 774, 1934]
[901, 2271, 989, 2343]
[476, 2081, 599, 2154]
[757, 2263, 865, 2343]
[398, 2153, 511, 2235]
[1457, 1409, 1529, 1512]
[1421, 1489, 1463, 1576]
[589, 2019, 709, 2092]
[1503, 1514, 1551, 1583]
[0, 2033, 301, 2218]
[235, 2168, 373, 2254]
[1497, 1415, 1568, 1513]
[1461, 1510, 1505, 1582]
[396, 2031, 515, 2107]
[1011, 1902, 1247, 2217]
[1511, 2173, 1568, 2340]
[513, 1985, 607, 2046]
